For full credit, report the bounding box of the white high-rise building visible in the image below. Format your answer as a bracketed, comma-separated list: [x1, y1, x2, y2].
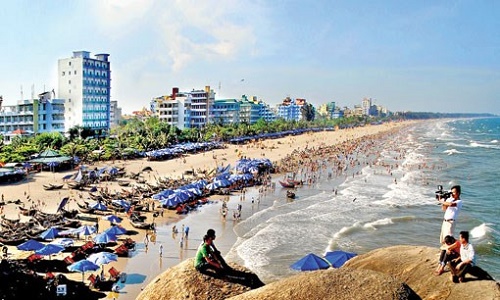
[58, 51, 111, 134]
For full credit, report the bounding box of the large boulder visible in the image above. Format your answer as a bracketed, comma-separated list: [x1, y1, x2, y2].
[344, 245, 499, 300]
[137, 259, 262, 300]
[228, 267, 419, 300]
[137, 246, 499, 300]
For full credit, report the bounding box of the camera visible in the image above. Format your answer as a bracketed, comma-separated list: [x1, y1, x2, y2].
[435, 185, 452, 200]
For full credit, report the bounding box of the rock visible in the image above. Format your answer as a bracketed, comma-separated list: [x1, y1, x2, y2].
[343, 245, 499, 300]
[228, 268, 418, 300]
[136, 259, 259, 300]
[137, 246, 499, 300]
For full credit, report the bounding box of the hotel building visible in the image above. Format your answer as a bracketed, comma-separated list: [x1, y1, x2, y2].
[58, 51, 111, 133]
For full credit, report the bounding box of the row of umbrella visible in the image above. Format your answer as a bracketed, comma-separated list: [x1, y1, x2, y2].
[68, 252, 118, 281]
[19, 225, 127, 254]
[38, 215, 123, 241]
[290, 250, 357, 271]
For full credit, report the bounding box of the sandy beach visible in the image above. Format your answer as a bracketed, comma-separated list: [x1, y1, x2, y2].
[0, 120, 415, 299]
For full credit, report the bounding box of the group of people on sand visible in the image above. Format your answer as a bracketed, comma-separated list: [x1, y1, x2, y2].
[435, 185, 493, 283]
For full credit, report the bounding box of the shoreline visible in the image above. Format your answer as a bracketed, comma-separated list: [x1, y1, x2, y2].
[0, 120, 418, 299]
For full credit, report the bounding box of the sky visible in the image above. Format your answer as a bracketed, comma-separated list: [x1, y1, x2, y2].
[0, 0, 499, 114]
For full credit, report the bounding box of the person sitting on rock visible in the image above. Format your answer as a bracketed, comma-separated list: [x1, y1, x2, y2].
[194, 235, 225, 278]
[449, 231, 494, 282]
[206, 229, 231, 270]
[435, 235, 460, 276]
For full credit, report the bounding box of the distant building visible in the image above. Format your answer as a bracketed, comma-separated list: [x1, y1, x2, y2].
[0, 92, 65, 144]
[190, 86, 215, 128]
[213, 99, 240, 125]
[239, 95, 261, 124]
[110, 101, 122, 127]
[58, 51, 111, 133]
[257, 100, 276, 123]
[151, 87, 192, 130]
[276, 97, 304, 121]
[362, 97, 372, 116]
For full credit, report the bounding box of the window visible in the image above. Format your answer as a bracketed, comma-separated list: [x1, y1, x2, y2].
[69, 61, 71, 66]
[68, 80, 71, 84]
[74, 70, 77, 75]
[62, 71, 65, 76]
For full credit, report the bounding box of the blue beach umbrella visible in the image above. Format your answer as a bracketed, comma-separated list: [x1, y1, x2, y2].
[40, 227, 59, 240]
[104, 215, 122, 224]
[93, 232, 117, 244]
[323, 250, 357, 268]
[76, 225, 96, 236]
[89, 201, 107, 211]
[105, 225, 127, 236]
[50, 238, 75, 248]
[87, 252, 118, 266]
[112, 199, 131, 210]
[17, 239, 45, 251]
[35, 244, 64, 258]
[68, 260, 100, 281]
[290, 253, 331, 271]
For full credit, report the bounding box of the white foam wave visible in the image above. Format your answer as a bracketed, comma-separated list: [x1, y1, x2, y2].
[470, 223, 491, 239]
[446, 142, 470, 148]
[363, 218, 393, 229]
[470, 141, 500, 149]
[333, 222, 363, 240]
[443, 149, 464, 155]
[491, 140, 498, 143]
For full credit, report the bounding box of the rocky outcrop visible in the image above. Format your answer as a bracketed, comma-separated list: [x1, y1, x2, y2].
[343, 245, 499, 300]
[137, 246, 499, 300]
[137, 259, 261, 300]
[228, 267, 418, 300]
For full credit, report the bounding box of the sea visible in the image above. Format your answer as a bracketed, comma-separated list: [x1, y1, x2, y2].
[225, 117, 500, 282]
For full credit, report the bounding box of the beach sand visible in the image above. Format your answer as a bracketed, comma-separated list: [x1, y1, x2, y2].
[0, 120, 415, 299]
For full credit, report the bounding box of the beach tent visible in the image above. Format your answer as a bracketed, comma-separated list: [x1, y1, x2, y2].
[29, 149, 72, 164]
[323, 250, 357, 268]
[290, 253, 331, 271]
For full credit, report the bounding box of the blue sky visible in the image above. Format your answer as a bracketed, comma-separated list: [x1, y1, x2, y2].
[0, 0, 499, 114]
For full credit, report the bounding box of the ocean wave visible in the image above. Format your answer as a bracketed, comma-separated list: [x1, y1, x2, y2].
[470, 223, 491, 239]
[443, 149, 464, 155]
[491, 140, 498, 143]
[446, 142, 470, 148]
[470, 141, 500, 150]
[363, 216, 416, 230]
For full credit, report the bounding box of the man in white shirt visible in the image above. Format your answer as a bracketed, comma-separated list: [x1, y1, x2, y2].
[450, 231, 475, 282]
[438, 185, 463, 244]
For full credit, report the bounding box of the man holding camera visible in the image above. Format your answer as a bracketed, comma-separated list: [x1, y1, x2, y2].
[438, 185, 463, 245]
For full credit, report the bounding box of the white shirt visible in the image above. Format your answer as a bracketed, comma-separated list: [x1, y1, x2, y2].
[460, 242, 476, 266]
[443, 198, 462, 220]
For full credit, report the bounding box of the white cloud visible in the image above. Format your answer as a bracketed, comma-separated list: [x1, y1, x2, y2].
[155, 1, 264, 71]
